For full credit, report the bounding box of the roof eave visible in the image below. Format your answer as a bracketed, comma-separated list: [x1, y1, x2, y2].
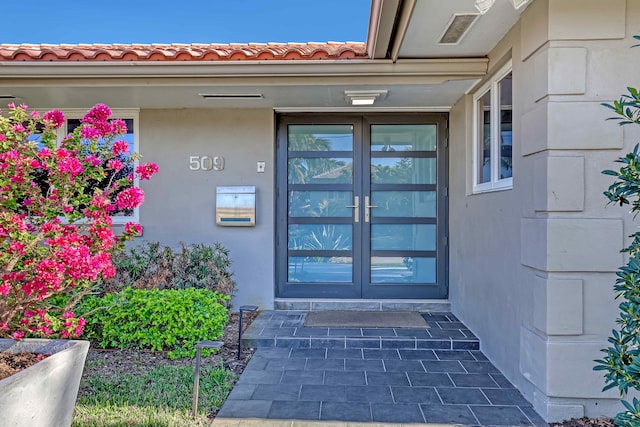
[0, 58, 489, 81]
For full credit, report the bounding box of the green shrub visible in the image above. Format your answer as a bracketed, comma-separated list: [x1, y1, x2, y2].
[595, 69, 640, 424]
[101, 241, 236, 303]
[79, 288, 229, 359]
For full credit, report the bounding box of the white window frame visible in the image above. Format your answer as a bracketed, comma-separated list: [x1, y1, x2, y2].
[56, 108, 140, 224]
[472, 61, 513, 193]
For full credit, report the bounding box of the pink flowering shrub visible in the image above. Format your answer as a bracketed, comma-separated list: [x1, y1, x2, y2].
[0, 103, 158, 339]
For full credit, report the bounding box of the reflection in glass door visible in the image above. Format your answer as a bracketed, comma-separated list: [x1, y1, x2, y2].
[276, 115, 447, 299]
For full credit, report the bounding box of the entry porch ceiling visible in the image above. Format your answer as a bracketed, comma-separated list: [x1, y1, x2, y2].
[0, 80, 478, 110]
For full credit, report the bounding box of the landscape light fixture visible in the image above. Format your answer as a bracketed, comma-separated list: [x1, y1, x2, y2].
[192, 340, 223, 417]
[474, 0, 495, 14]
[344, 90, 388, 106]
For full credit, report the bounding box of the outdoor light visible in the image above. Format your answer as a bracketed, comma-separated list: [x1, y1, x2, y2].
[344, 90, 388, 106]
[192, 340, 223, 417]
[474, 0, 495, 14]
[238, 305, 258, 360]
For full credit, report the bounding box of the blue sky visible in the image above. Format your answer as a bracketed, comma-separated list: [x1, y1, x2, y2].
[0, 1, 371, 44]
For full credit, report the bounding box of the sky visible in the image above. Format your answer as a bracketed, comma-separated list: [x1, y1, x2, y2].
[0, 0, 371, 45]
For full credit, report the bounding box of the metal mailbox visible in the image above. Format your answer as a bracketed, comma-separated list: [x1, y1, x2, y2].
[216, 186, 256, 226]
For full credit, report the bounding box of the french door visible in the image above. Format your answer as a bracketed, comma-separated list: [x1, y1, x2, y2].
[276, 114, 448, 299]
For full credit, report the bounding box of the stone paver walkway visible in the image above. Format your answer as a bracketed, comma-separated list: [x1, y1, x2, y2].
[215, 311, 549, 427]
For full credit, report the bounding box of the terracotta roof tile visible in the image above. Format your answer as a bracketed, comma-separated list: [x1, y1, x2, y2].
[0, 42, 367, 62]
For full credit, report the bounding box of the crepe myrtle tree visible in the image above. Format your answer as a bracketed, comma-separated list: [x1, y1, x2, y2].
[596, 81, 640, 426]
[0, 103, 158, 340]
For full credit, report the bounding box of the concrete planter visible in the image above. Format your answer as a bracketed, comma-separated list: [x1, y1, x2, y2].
[0, 338, 90, 427]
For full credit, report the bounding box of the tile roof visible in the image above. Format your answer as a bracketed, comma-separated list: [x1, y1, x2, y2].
[0, 42, 367, 62]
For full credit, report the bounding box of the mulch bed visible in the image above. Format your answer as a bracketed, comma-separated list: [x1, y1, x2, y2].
[0, 351, 49, 381]
[551, 417, 614, 427]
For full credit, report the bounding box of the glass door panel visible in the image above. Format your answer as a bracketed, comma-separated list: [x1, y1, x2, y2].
[278, 119, 361, 297]
[364, 120, 445, 299]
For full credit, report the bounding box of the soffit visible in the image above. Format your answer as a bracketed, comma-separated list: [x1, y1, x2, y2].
[397, 0, 522, 58]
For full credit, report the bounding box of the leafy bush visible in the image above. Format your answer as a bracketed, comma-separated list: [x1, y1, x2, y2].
[595, 81, 640, 426]
[100, 241, 236, 302]
[79, 288, 229, 359]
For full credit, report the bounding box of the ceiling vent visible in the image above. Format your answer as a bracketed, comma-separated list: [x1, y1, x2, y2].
[437, 13, 480, 45]
[199, 93, 264, 100]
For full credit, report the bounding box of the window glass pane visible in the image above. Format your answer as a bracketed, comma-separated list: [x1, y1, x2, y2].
[288, 257, 352, 282]
[371, 224, 436, 251]
[371, 158, 436, 184]
[371, 257, 435, 283]
[288, 158, 353, 184]
[478, 90, 492, 184]
[67, 118, 135, 217]
[289, 191, 353, 217]
[372, 191, 436, 218]
[499, 72, 513, 179]
[67, 118, 135, 156]
[371, 124, 436, 151]
[288, 125, 353, 151]
[288, 224, 352, 250]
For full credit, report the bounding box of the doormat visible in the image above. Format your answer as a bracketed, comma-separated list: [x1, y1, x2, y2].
[304, 311, 428, 328]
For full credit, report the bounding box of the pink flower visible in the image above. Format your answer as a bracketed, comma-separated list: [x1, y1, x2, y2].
[31, 111, 41, 119]
[0, 134, 6, 142]
[80, 125, 100, 140]
[124, 222, 143, 236]
[39, 148, 51, 159]
[107, 159, 124, 172]
[112, 140, 129, 156]
[12, 331, 25, 340]
[111, 119, 127, 135]
[82, 104, 111, 124]
[115, 187, 144, 210]
[135, 163, 159, 180]
[58, 157, 84, 176]
[84, 155, 101, 167]
[30, 159, 41, 168]
[63, 311, 75, 319]
[42, 109, 65, 129]
[11, 123, 25, 133]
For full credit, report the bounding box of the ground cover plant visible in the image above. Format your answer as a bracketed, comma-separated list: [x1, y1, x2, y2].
[79, 287, 230, 359]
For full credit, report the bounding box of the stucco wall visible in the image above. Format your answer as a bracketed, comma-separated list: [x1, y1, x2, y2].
[137, 108, 275, 310]
[450, 0, 639, 421]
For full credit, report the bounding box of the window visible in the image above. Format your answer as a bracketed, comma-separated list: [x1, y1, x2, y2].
[59, 108, 140, 223]
[473, 61, 512, 193]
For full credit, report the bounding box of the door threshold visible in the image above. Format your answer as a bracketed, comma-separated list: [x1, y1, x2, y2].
[274, 298, 450, 312]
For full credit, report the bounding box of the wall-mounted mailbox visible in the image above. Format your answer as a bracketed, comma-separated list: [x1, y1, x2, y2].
[216, 186, 256, 227]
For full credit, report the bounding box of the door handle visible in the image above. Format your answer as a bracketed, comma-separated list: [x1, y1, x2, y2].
[346, 196, 360, 223]
[364, 196, 378, 223]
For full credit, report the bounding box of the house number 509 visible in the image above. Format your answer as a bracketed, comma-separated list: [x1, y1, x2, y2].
[189, 156, 225, 171]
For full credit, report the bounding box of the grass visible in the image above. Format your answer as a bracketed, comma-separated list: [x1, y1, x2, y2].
[73, 363, 235, 427]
